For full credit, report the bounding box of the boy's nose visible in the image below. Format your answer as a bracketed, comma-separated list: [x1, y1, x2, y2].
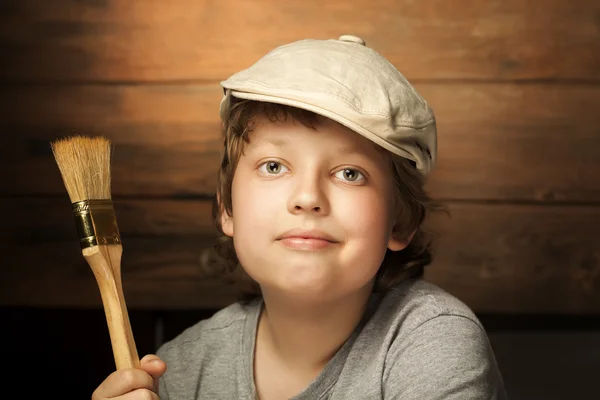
[287, 173, 330, 216]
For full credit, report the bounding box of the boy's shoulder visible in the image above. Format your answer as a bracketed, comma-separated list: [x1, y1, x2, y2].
[364, 279, 507, 399]
[156, 298, 260, 359]
[376, 277, 484, 334]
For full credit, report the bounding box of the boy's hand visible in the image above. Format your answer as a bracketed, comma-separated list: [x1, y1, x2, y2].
[92, 354, 167, 399]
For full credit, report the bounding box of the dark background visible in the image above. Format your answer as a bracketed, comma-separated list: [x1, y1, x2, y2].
[1, 1, 599, 399]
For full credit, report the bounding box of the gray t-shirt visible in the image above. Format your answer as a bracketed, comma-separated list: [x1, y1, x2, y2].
[157, 278, 508, 399]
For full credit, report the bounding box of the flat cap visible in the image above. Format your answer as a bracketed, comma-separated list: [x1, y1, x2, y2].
[219, 35, 437, 174]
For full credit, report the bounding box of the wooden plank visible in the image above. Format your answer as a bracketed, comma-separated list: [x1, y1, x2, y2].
[2, 83, 599, 201]
[0, 0, 598, 82]
[426, 203, 600, 314]
[1, 84, 223, 198]
[428, 83, 600, 202]
[0, 236, 240, 310]
[2, 198, 599, 312]
[5, 197, 216, 241]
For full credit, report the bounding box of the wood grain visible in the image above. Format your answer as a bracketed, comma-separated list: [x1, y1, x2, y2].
[5, 197, 216, 240]
[0, 0, 598, 82]
[2, 198, 599, 313]
[427, 203, 600, 314]
[2, 83, 599, 201]
[1, 235, 235, 309]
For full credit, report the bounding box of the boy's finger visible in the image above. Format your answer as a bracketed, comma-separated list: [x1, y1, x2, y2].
[93, 368, 154, 398]
[140, 354, 167, 379]
[140, 354, 167, 393]
[140, 354, 160, 364]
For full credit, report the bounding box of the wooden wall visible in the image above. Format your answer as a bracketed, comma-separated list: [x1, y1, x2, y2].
[1, 0, 599, 314]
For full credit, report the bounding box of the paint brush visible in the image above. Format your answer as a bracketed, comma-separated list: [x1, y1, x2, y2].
[51, 135, 140, 370]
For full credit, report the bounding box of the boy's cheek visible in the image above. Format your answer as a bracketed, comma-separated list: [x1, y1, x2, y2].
[334, 193, 391, 229]
[233, 193, 280, 233]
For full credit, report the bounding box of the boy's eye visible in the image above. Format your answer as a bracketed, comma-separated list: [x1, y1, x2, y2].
[258, 161, 289, 175]
[335, 168, 365, 183]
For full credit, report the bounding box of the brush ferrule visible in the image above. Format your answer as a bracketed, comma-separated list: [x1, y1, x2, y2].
[72, 199, 121, 249]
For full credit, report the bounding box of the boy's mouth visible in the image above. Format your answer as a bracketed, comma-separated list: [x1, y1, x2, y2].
[276, 229, 339, 250]
[276, 228, 338, 243]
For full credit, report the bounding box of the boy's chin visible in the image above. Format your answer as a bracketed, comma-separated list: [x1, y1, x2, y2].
[259, 274, 336, 300]
[259, 273, 363, 303]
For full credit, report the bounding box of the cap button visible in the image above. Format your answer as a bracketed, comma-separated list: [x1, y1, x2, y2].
[338, 35, 366, 46]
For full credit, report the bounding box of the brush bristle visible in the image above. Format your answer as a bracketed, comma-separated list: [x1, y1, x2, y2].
[51, 136, 112, 203]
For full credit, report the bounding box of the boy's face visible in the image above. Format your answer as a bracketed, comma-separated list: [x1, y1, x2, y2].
[221, 115, 411, 302]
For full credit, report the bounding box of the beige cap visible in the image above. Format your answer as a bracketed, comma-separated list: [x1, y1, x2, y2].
[219, 35, 437, 174]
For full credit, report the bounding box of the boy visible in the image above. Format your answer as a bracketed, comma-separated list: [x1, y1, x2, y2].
[93, 35, 508, 399]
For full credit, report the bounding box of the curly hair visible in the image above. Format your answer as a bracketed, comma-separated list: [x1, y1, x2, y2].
[199, 97, 447, 302]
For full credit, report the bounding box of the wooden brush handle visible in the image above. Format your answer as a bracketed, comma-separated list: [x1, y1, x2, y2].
[83, 244, 140, 370]
[106, 245, 139, 369]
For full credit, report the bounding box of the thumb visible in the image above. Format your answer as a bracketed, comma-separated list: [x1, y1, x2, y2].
[140, 354, 167, 391]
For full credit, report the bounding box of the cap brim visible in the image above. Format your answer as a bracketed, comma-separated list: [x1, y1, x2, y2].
[221, 89, 430, 171]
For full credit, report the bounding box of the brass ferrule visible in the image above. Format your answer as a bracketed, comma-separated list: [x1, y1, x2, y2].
[72, 199, 121, 249]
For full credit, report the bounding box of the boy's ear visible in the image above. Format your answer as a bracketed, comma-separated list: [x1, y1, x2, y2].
[217, 192, 234, 237]
[220, 209, 234, 237]
[387, 229, 415, 251]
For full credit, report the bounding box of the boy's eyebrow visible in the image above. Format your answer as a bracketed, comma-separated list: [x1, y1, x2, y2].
[248, 138, 289, 148]
[252, 138, 371, 156]
[264, 138, 289, 147]
[337, 145, 365, 155]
